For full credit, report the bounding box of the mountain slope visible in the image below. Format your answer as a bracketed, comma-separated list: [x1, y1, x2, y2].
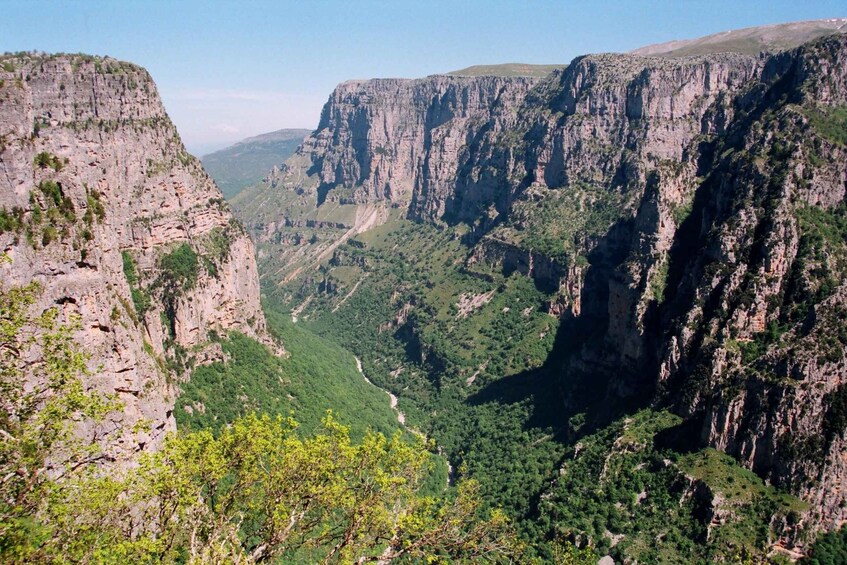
[0, 52, 271, 461]
[632, 18, 847, 57]
[446, 63, 564, 77]
[201, 128, 310, 199]
[176, 302, 404, 440]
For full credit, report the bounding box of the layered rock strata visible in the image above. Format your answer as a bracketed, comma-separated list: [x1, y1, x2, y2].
[303, 75, 540, 218]
[0, 53, 269, 461]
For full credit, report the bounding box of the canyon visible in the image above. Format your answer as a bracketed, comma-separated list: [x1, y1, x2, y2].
[2, 17, 846, 562]
[233, 27, 847, 558]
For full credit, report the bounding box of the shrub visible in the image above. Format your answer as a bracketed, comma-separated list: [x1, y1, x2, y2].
[0, 207, 24, 234]
[805, 106, 847, 147]
[83, 192, 105, 225]
[803, 526, 847, 564]
[121, 250, 151, 316]
[121, 250, 139, 285]
[158, 243, 199, 293]
[33, 151, 63, 171]
[41, 226, 58, 246]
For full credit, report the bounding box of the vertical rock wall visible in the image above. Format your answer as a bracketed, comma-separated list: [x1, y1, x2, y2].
[0, 54, 269, 461]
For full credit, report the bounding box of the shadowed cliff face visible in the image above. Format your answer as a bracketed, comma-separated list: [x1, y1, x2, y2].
[476, 37, 847, 533]
[304, 75, 540, 217]
[239, 34, 847, 539]
[650, 37, 847, 532]
[0, 54, 270, 462]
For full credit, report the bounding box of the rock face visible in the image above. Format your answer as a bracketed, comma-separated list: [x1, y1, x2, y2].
[305, 75, 540, 219]
[242, 32, 847, 542]
[651, 38, 847, 533]
[0, 53, 269, 461]
[478, 36, 847, 534]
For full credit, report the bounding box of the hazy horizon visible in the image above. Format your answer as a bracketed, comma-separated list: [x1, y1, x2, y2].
[2, 0, 845, 155]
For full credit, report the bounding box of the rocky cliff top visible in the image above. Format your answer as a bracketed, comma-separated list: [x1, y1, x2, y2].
[446, 63, 565, 78]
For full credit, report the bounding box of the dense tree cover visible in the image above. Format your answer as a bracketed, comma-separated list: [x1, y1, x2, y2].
[803, 526, 847, 565]
[284, 222, 575, 532]
[39, 413, 523, 564]
[258, 218, 813, 562]
[176, 314, 401, 439]
[0, 272, 529, 563]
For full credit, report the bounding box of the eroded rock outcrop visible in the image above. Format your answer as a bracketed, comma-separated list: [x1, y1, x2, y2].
[0, 53, 269, 462]
[302, 75, 540, 218]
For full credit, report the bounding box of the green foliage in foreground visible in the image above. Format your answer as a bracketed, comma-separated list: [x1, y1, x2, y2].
[39, 414, 523, 564]
[6, 408, 524, 563]
[0, 275, 121, 562]
[0, 275, 524, 564]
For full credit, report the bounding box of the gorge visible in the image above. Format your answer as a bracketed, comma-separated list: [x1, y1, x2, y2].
[233, 25, 847, 562]
[2, 17, 847, 564]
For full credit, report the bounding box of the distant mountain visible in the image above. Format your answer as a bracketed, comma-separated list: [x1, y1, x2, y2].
[446, 63, 564, 77]
[632, 18, 847, 57]
[201, 128, 311, 199]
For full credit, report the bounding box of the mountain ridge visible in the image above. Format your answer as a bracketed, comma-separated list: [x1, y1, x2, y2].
[632, 17, 847, 57]
[216, 127, 313, 149]
[201, 127, 310, 199]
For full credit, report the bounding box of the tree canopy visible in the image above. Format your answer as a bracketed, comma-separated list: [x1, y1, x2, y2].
[0, 273, 524, 564]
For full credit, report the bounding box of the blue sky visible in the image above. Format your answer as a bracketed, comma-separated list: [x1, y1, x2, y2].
[2, 0, 845, 155]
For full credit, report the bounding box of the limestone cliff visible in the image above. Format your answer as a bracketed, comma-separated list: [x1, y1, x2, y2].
[467, 36, 847, 535]
[0, 53, 269, 461]
[301, 75, 539, 217]
[232, 74, 541, 282]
